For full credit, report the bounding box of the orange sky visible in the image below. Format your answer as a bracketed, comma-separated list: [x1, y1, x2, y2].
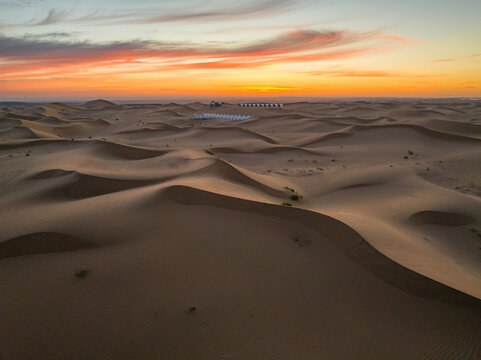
[1, 0, 480, 100]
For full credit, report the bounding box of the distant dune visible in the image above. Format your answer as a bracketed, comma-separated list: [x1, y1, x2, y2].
[0, 100, 480, 359]
[83, 99, 120, 108]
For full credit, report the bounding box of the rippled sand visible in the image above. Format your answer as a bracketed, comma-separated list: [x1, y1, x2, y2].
[1, 99, 480, 359]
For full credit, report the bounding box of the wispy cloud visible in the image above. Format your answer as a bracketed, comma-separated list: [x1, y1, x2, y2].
[0, 29, 374, 60]
[434, 52, 481, 62]
[0, 0, 45, 5]
[374, 34, 420, 44]
[0, 28, 402, 81]
[302, 69, 447, 78]
[231, 85, 302, 92]
[114, 0, 294, 25]
[21, 31, 76, 39]
[18, 0, 295, 27]
[306, 69, 395, 77]
[433, 58, 454, 63]
[32, 8, 72, 26]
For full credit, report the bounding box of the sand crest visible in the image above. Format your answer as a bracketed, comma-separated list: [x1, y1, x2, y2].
[1, 100, 480, 359]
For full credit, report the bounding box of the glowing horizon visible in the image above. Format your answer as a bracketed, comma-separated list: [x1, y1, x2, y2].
[1, 0, 480, 100]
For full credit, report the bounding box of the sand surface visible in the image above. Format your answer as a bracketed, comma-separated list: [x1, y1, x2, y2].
[1, 99, 480, 359]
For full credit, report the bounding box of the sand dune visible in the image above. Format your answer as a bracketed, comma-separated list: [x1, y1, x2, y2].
[0, 99, 480, 359]
[27, 169, 160, 200]
[0, 126, 38, 140]
[83, 99, 121, 109]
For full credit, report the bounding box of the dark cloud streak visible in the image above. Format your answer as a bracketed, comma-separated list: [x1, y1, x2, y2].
[0, 29, 375, 62]
[21, 31, 75, 39]
[32, 8, 72, 26]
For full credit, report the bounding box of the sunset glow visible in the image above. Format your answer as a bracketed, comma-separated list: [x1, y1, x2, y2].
[1, 0, 480, 100]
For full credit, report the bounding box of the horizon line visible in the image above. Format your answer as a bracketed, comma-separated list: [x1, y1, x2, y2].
[2, 95, 481, 106]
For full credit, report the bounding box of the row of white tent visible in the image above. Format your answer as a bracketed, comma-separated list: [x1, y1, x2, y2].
[194, 113, 253, 120]
[239, 103, 283, 107]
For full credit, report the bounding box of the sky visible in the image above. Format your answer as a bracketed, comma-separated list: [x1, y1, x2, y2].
[0, 0, 480, 101]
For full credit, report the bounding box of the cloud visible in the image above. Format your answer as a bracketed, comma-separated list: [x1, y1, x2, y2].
[466, 53, 481, 58]
[0, 0, 45, 5]
[434, 52, 481, 62]
[302, 69, 448, 79]
[433, 58, 454, 63]
[0, 28, 400, 80]
[31, 8, 73, 26]
[21, 31, 75, 39]
[119, 0, 294, 24]
[19, 0, 295, 27]
[231, 85, 302, 92]
[306, 70, 395, 77]
[375, 34, 410, 43]
[0, 29, 374, 59]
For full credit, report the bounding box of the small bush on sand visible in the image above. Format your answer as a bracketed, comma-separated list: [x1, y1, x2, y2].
[204, 149, 213, 155]
[282, 202, 292, 207]
[75, 268, 90, 278]
[285, 186, 303, 201]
